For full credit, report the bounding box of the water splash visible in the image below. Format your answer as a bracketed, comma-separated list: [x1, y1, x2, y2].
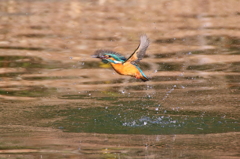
[162, 85, 177, 101]
[122, 116, 182, 128]
[120, 90, 125, 94]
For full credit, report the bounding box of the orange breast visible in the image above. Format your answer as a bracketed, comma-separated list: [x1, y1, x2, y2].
[110, 62, 139, 77]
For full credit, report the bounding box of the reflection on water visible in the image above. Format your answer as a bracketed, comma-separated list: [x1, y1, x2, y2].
[52, 104, 239, 134]
[0, 0, 240, 158]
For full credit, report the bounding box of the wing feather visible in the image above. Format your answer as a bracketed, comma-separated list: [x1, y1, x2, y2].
[124, 35, 150, 64]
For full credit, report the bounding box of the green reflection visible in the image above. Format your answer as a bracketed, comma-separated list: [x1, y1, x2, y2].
[0, 55, 69, 69]
[51, 104, 239, 135]
[187, 64, 225, 71]
[0, 86, 56, 97]
[157, 63, 182, 71]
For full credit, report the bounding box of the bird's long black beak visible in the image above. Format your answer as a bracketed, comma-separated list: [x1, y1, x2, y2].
[91, 55, 99, 58]
[92, 55, 106, 59]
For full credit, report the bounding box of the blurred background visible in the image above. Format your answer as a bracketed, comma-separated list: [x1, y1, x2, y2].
[0, 0, 239, 158]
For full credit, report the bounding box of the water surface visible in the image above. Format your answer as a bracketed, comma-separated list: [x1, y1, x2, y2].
[0, 0, 240, 158]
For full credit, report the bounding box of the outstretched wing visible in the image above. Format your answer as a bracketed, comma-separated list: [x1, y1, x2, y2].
[124, 35, 150, 64]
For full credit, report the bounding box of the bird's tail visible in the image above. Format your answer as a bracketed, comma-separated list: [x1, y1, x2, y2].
[141, 76, 149, 82]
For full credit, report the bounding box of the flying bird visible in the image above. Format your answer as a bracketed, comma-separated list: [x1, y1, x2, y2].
[92, 35, 150, 82]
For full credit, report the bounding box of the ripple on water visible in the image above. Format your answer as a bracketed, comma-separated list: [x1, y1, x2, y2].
[49, 104, 240, 135]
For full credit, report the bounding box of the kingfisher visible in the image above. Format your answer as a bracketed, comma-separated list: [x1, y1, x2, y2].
[92, 35, 150, 82]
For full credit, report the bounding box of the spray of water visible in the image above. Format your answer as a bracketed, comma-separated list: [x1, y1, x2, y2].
[162, 85, 176, 101]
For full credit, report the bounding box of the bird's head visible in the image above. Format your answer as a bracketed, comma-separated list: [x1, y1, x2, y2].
[92, 50, 126, 64]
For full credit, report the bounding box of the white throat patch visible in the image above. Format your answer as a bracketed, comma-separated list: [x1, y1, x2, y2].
[113, 60, 122, 64]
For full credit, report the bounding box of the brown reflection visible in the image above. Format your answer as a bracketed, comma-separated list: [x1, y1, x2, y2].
[0, 0, 240, 158]
[0, 126, 239, 158]
[0, 0, 239, 108]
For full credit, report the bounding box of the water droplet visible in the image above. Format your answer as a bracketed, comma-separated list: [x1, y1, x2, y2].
[180, 85, 185, 89]
[179, 73, 184, 77]
[155, 107, 159, 111]
[156, 136, 160, 141]
[132, 121, 136, 126]
[144, 122, 147, 125]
